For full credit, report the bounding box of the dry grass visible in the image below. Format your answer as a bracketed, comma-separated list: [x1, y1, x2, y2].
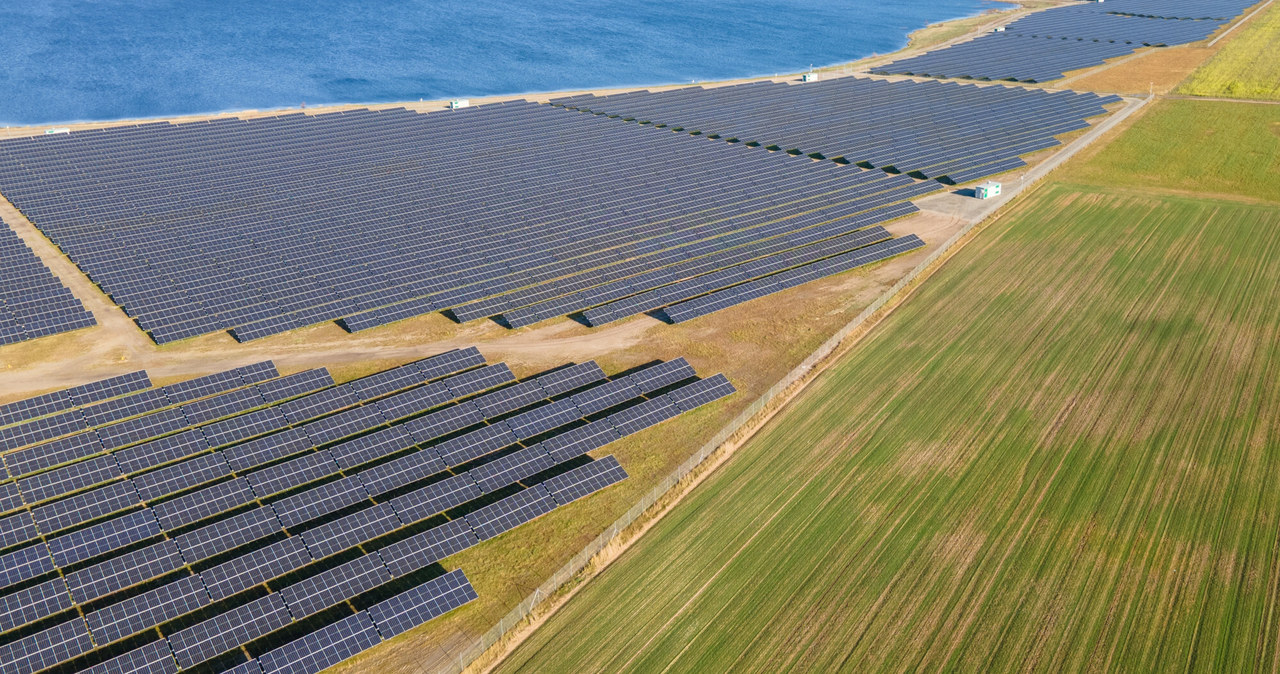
[1064, 46, 1217, 95]
[1179, 0, 1280, 100]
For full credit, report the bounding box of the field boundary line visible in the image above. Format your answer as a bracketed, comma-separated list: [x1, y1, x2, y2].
[1208, 0, 1274, 47]
[448, 94, 1151, 674]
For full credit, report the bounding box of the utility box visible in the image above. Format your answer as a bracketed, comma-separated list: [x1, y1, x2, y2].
[801, 72, 819, 82]
[993, 26, 1006, 32]
[449, 99, 470, 109]
[975, 181, 1002, 199]
[45, 128, 70, 134]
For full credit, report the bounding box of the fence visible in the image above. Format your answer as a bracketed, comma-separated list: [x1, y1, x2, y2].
[441, 92, 1150, 674]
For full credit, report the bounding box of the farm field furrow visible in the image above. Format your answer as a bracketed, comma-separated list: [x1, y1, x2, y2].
[497, 183, 1280, 672]
[1179, 0, 1280, 100]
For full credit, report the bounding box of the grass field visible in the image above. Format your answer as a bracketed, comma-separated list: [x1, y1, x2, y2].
[498, 182, 1280, 673]
[1179, 0, 1280, 100]
[1061, 99, 1280, 203]
[495, 93, 1280, 674]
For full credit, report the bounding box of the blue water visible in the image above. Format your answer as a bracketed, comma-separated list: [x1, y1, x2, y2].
[0, 0, 1001, 126]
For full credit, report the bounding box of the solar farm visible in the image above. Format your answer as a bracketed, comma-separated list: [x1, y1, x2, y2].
[872, 0, 1257, 82]
[3, 0, 1274, 671]
[0, 77, 1119, 345]
[0, 347, 733, 673]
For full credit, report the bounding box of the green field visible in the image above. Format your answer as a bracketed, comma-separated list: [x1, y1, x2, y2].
[1061, 99, 1280, 203]
[1179, 0, 1280, 100]
[497, 133, 1280, 670]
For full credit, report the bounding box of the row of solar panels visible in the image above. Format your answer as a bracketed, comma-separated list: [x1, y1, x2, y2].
[872, 0, 1254, 82]
[0, 218, 95, 345]
[0, 350, 737, 672]
[550, 76, 1117, 177]
[0, 74, 1116, 344]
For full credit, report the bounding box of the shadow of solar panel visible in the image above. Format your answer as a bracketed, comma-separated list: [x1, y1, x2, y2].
[169, 594, 293, 669]
[367, 568, 477, 639]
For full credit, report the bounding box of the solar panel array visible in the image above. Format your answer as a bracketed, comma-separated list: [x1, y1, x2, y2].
[0, 102, 919, 344]
[0, 218, 94, 345]
[0, 348, 735, 672]
[872, 0, 1255, 82]
[0, 69, 1124, 340]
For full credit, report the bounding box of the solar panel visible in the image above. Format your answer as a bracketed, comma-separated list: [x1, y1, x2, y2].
[80, 387, 171, 428]
[48, 509, 161, 567]
[133, 452, 231, 501]
[223, 660, 264, 674]
[411, 347, 486, 381]
[270, 475, 371, 529]
[274, 386, 359, 425]
[663, 373, 736, 411]
[68, 371, 152, 407]
[18, 454, 120, 504]
[245, 451, 339, 499]
[300, 405, 387, 447]
[168, 594, 293, 668]
[96, 406, 188, 451]
[377, 519, 478, 578]
[174, 507, 280, 564]
[399, 401, 485, 445]
[221, 427, 312, 473]
[538, 422, 622, 464]
[366, 568, 477, 639]
[390, 474, 483, 525]
[326, 425, 417, 471]
[32, 479, 140, 534]
[0, 617, 95, 674]
[114, 428, 210, 474]
[605, 397, 680, 436]
[464, 485, 558, 541]
[354, 448, 448, 498]
[255, 369, 335, 404]
[80, 638, 178, 674]
[200, 536, 314, 601]
[297, 502, 402, 560]
[467, 447, 558, 494]
[279, 553, 391, 618]
[181, 386, 267, 426]
[0, 389, 72, 429]
[63, 539, 186, 604]
[5, 432, 104, 480]
[541, 456, 629, 505]
[151, 477, 255, 530]
[85, 573, 209, 643]
[256, 611, 381, 674]
[0, 577, 74, 634]
[429, 423, 516, 468]
[0, 510, 39, 549]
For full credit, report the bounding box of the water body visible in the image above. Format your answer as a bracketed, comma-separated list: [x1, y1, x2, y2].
[0, 0, 1001, 126]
